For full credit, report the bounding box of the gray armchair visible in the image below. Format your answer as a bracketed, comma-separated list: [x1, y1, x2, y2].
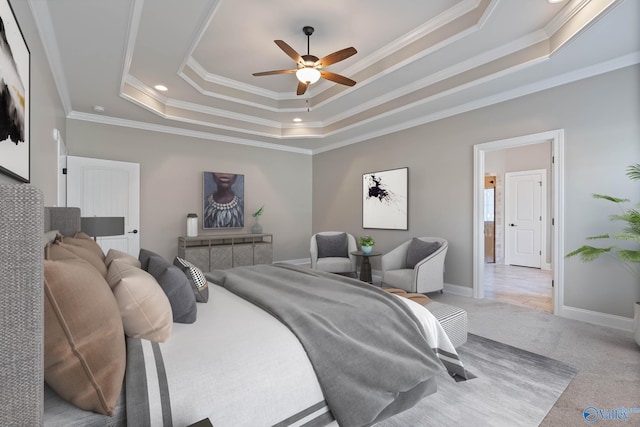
[381, 237, 448, 293]
[310, 231, 357, 275]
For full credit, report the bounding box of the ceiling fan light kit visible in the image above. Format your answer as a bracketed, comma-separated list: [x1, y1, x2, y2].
[252, 26, 357, 95]
[296, 67, 321, 84]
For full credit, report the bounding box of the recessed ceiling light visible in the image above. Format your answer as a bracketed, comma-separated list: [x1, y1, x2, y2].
[154, 84, 168, 92]
[293, 118, 302, 123]
[548, 0, 565, 3]
[93, 105, 105, 113]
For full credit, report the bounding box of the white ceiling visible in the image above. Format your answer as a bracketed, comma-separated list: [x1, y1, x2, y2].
[29, 0, 640, 155]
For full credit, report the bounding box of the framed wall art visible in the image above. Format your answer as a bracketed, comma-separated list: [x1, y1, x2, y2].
[0, 0, 30, 182]
[362, 167, 408, 230]
[203, 171, 244, 229]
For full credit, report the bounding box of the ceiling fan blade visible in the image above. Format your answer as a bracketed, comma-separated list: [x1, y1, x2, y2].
[296, 81, 308, 96]
[252, 69, 297, 77]
[320, 71, 356, 87]
[274, 40, 304, 66]
[314, 47, 357, 68]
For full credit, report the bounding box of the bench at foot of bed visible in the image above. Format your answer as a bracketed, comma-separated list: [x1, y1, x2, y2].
[424, 301, 468, 348]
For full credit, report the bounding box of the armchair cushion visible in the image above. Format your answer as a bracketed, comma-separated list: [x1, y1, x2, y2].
[316, 233, 348, 258]
[406, 238, 440, 269]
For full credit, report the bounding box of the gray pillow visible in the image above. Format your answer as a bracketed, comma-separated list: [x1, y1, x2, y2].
[316, 233, 348, 258]
[139, 248, 162, 271]
[147, 255, 197, 324]
[406, 238, 441, 269]
[174, 257, 209, 303]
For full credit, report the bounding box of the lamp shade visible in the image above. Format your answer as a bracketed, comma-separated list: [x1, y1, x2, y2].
[296, 67, 321, 84]
[81, 217, 125, 238]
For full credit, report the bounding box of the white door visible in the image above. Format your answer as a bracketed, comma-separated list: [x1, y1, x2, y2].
[67, 156, 140, 257]
[505, 170, 544, 268]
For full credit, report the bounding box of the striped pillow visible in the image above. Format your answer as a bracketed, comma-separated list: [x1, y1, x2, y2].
[174, 257, 209, 303]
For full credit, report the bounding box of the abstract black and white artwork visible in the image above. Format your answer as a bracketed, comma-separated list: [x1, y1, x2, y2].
[203, 171, 245, 229]
[362, 167, 408, 230]
[0, 0, 29, 182]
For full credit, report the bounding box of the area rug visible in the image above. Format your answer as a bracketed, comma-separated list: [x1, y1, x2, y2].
[377, 333, 579, 427]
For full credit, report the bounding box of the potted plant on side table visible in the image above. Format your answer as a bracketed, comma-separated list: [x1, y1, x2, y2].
[566, 163, 640, 346]
[359, 235, 375, 254]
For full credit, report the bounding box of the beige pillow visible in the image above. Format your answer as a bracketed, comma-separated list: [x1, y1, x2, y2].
[43, 257, 126, 416]
[107, 259, 173, 342]
[105, 248, 141, 269]
[53, 241, 108, 277]
[62, 232, 105, 260]
[44, 242, 75, 261]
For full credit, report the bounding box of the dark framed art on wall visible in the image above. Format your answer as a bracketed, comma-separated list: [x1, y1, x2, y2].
[0, 0, 30, 182]
[203, 171, 245, 229]
[362, 167, 408, 230]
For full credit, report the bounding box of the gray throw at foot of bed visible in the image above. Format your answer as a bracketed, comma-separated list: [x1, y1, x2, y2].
[206, 264, 444, 427]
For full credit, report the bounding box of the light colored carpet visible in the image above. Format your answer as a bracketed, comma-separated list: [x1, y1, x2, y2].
[378, 333, 578, 426]
[428, 293, 640, 427]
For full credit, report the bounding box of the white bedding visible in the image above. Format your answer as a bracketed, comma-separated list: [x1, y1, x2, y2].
[152, 284, 332, 427]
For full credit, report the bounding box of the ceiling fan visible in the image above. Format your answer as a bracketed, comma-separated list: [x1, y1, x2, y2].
[252, 26, 357, 95]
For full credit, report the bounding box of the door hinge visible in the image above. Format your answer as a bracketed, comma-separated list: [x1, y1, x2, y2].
[552, 218, 555, 226]
[62, 168, 67, 175]
[551, 279, 554, 288]
[539, 250, 542, 255]
[539, 181, 542, 186]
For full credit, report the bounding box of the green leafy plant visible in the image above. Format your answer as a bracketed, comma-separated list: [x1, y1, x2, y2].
[566, 163, 640, 281]
[252, 206, 264, 218]
[359, 235, 375, 246]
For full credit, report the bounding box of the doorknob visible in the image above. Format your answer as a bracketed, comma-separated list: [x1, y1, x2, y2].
[128, 229, 138, 234]
[509, 224, 517, 227]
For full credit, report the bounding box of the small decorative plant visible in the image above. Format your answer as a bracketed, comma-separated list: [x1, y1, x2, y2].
[565, 163, 640, 281]
[359, 235, 375, 246]
[252, 206, 264, 218]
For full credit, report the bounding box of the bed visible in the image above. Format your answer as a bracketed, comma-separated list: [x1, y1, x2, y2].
[0, 184, 466, 427]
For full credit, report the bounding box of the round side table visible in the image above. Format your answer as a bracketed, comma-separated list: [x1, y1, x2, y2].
[351, 251, 382, 284]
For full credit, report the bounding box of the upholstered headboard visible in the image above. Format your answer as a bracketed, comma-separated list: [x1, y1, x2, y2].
[0, 184, 84, 426]
[0, 184, 44, 426]
[44, 206, 81, 237]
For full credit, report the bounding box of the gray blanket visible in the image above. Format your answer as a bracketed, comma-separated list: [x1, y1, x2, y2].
[206, 264, 443, 427]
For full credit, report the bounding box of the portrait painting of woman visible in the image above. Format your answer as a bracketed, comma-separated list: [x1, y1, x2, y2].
[203, 171, 244, 229]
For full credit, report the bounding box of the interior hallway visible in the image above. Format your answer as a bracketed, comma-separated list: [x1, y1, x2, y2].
[483, 264, 553, 313]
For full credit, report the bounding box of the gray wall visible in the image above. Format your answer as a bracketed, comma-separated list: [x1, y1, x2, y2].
[0, 1, 66, 202]
[312, 64, 640, 318]
[65, 121, 312, 262]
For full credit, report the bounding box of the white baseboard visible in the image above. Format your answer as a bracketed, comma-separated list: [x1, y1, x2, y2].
[443, 283, 473, 297]
[561, 305, 634, 332]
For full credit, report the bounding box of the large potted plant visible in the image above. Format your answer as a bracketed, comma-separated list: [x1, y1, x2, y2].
[566, 163, 640, 345]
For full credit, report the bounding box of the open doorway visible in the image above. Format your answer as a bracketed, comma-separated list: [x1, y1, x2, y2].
[473, 130, 565, 316]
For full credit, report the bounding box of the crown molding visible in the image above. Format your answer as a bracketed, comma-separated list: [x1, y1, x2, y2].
[67, 111, 313, 155]
[312, 52, 640, 154]
[27, 0, 72, 115]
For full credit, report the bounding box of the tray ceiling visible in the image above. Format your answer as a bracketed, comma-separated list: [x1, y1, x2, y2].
[30, 0, 640, 154]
